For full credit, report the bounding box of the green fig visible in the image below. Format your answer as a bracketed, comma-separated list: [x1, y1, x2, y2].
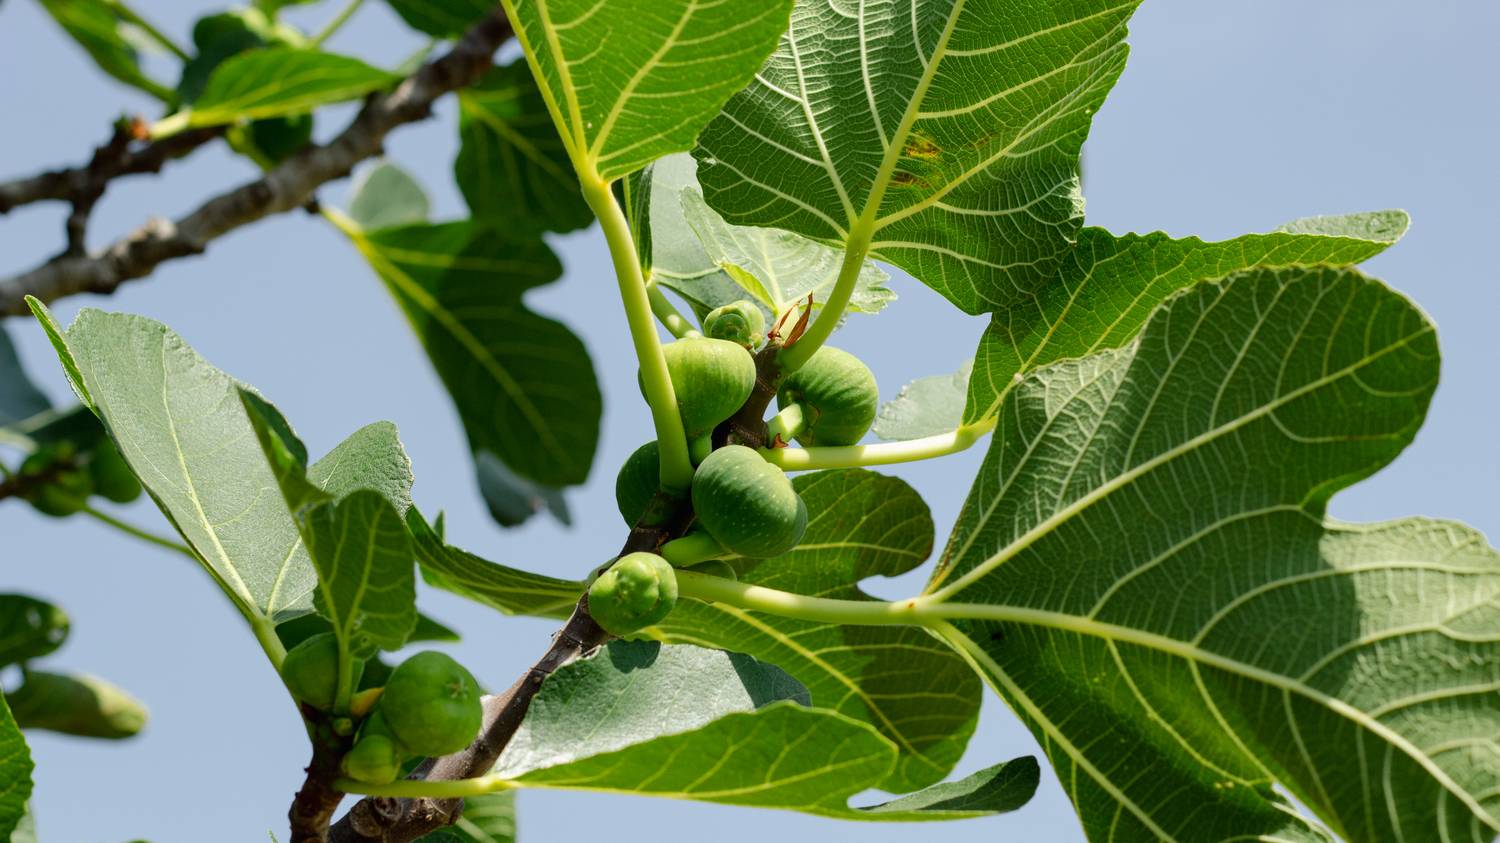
[776, 346, 878, 446]
[380, 652, 482, 757]
[88, 442, 142, 504]
[615, 440, 660, 526]
[649, 337, 756, 441]
[703, 300, 766, 349]
[588, 552, 678, 636]
[691, 445, 807, 558]
[280, 632, 362, 711]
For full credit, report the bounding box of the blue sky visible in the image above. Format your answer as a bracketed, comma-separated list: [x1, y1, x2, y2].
[2, 1, 1496, 841]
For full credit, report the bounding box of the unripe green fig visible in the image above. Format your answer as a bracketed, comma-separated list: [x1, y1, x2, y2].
[7, 670, 147, 739]
[588, 552, 678, 636]
[281, 632, 363, 711]
[88, 442, 142, 504]
[381, 651, 482, 757]
[652, 337, 756, 439]
[19, 446, 92, 518]
[777, 346, 878, 446]
[615, 440, 660, 526]
[342, 733, 401, 785]
[703, 300, 766, 349]
[691, 445, 807, 558]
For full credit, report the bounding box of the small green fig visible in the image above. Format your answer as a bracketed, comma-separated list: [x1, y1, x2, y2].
[691, 445, 807, 558]
[19, 446, 92, 518]
[615, 440, 660, 526]
[588, 552, 678, 636]
[653, 337, 756, 440]
[7, 670, 147, 739]
[776, 346, 878, 446]
[381, 651, 483, 757]
[342, 733, 401, 785]
[703, 300, 766, 349]
[88, 442, 142, 504]
[281, 632, 363, 711]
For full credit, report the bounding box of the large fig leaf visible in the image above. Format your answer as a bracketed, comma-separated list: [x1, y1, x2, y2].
[696, 0, 1139, 314]
[964, 211, 1408, 425]
[501, 0, 795, 181]
[925, 266, 1500, 841]
[655, 469, 980, 792]
[27, 305, 411, 630]
[496, 641, 1034, 821]
[334, 217, 601, 487]
[456, 62, 592, 234]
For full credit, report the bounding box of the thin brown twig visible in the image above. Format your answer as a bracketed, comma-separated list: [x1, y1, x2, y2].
[0, 10, 515, 317]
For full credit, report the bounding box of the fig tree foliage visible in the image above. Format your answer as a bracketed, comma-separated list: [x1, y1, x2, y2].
[0, 1, 1490, 842]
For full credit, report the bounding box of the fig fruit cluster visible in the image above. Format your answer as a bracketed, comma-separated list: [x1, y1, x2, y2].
[279, 635, 482, 785]
[19, 440, 142, 518]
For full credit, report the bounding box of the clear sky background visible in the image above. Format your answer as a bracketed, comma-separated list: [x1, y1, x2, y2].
[2, 2, 1497, 841]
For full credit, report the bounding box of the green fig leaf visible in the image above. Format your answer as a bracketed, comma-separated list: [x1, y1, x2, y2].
[456, 62, 591, 234]
[414, 791, 515, 843]
[408, 510, 582, 619]
[925, 265, 1500, 840]
[348, 161, 431, 232]
[502, 0, 795, 180]
[180, 47, 396, 129]
[0, 327, 50, 428]
[964, 211, 1410, 425]
[696, 0, 1140, 314]
[8, 670, 148, 740]
[385, 0, 494, 37]
[0, 694, 33, 839]
[335, 218, 601, 487]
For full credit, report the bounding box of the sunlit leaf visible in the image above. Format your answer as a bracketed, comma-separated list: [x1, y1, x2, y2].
[697, 0, 1140, 314]
[503, 0, 795, 180]
[926, 266, 1500, 841]
[183, 47, 396, 128]
[964, 211, 1410, 424]
[37, 0, 173, 101]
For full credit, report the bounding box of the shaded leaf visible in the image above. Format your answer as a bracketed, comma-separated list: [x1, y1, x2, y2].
[8, 670, 147, 740]
[0, 694, 33, 839]
[497, 641, 1030, 821]
[184, 47, 396, 128]
[456, 61, 591, 234]
[655, 469, 981, 792]
[963, 212, 1409, 425]
[873, 361, 971, 441]
[0, 327, 50, 428]
[475, 450, 571, 528]
[504, 0, 795, 179]
[348, 161, 431, 231]
[409, 510, 581, 620]
[0, 595, 70, 669]
[697, 0, 1140, 314]
[37, 0, 173, 100]
[925, 266, 1500, 841]
[386, 0, 493, 38]
[338, 218, 601, 486]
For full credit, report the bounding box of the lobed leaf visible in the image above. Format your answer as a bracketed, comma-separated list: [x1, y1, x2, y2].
[963, 211, 1410, 425]
[925, 265, 1500, 841]
[184, 47, 397, 128]
[697, 0, 1140, 313]
[303, 490, 417, 657]
[502, 0, 796, 180]
[338, 218, 602, 487]
[654, 469, 981, 792]
[456, 62, 592, 234]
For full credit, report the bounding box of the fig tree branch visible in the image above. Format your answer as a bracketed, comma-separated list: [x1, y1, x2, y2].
[0, 10, 516, 317]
